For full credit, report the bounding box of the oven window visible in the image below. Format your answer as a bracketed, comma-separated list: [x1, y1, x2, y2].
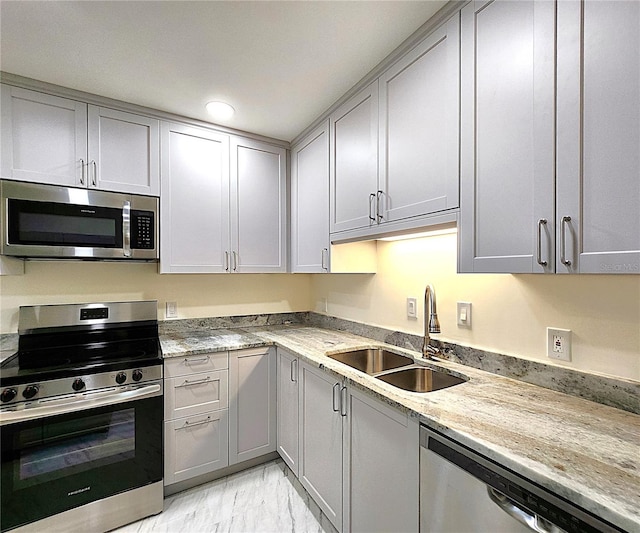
[15, 409, 135, 490]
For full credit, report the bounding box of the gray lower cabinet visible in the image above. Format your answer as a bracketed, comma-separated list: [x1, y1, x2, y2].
[163, 352, 230, 485]
[228, 347, 277, 465]
[281, 353, 419, 532]
[276, 348, 300, 475]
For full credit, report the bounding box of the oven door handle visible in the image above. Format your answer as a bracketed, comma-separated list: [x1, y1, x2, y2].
[0, 383, 162, 426]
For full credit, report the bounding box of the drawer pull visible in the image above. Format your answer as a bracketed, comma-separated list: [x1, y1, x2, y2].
[176, 376, 212, 388]
[183, 356, 211, 365]
[176, 415, 212, 430]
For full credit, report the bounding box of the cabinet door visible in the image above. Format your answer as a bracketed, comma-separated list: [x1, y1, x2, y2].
[330, 82, 379, 234]
[228, 348, 276, 465]
[1, 86, 87, 187]
[291, 120, 330, 272]
[379, 14, 460, 223]
[458, 0, 555, 273]
[88, 106, 159, 196]
[164, 409, 229, 485]
[276, 349, 299, 475]
[230, 137, 286, 273]
[160, 122, 230, 273]
[556, 0, 640, 274]
[343, 387, 419, 533]
[298, 361, 343, 530]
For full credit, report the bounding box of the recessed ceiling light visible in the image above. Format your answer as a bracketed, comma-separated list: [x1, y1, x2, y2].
[206, 101, 235, 121]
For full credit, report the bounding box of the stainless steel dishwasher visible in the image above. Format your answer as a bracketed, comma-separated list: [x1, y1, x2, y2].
[420, 425, 624, 533]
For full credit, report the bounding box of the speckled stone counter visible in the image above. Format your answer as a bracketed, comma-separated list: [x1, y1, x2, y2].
[160, 323, 640, 533]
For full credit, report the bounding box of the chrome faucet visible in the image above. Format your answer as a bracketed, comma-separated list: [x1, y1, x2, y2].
[422, 284, 441, 358]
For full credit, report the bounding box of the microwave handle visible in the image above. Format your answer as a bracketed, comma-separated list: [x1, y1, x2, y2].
[123, 201, 131, 257]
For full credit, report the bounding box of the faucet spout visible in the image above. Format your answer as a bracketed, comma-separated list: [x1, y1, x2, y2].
[422, 284, 441, 359]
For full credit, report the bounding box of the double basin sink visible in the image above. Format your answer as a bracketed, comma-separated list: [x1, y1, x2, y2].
[327, 348, 467, 393]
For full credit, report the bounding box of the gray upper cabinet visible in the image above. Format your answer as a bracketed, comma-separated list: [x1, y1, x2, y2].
[1, 85, 160, 196]
[330, 81, 379, 234]
[291, 120, 330, 272]
[379, 13, 460, 224]
[230, 136, 287, 273]
[556, 0, 640, 274]
[160, 122, 229, 273]
[459, 0, 555, 274]
[460, 0, 639, 275]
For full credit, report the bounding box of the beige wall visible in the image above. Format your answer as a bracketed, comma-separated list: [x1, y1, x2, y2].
[2, 237, 639, 383]
[0, 262, 311, 334]
[311, 233, 640, 382]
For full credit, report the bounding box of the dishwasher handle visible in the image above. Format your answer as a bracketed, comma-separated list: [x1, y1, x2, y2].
[487, 487, 564, 533]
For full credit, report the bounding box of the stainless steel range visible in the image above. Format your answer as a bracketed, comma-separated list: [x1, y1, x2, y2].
[0, 301, 164, 532]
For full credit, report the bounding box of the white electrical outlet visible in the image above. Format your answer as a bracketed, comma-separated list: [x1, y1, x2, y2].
[547, 327, 572, 361]
[166, 301, 178, 319]
[407, 297, 417, 319]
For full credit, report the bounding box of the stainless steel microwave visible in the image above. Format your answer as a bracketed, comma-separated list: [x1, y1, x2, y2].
[1, 180, 158, 260]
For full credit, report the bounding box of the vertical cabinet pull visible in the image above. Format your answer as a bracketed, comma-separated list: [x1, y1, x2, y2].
[368, 193, 376, 222]
[91, 160, 97, 186]
[79, 158, 85, 185]
[536, 219, 548, 266]
[224, 251, 230, 272]
[560, 216, 572, 266]
[321, 248, 329, 271]
[332, 382, 341, 412]
[290, 359, 297, 383]
[376, 190, 384, 222]
[232, 251, 238, 271]
[340, 386, 347, 417]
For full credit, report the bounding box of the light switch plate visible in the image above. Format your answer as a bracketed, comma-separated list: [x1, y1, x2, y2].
[166, 301, 178, 319]
[457, 302, 472, 328]
[407, 297, 417, 319]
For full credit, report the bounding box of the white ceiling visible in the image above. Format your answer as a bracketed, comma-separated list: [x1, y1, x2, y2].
[0, 1, 446, 142]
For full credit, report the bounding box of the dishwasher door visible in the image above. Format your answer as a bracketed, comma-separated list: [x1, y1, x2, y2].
[420, 425, 622, 533]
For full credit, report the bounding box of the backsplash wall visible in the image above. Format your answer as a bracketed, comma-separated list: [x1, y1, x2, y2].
[0, 261, 311, 333]
[311, 233, 640, 382]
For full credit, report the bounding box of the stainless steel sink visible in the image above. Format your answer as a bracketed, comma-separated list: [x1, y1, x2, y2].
[327, 348, 414, 375]
[376, 367, 466, 393]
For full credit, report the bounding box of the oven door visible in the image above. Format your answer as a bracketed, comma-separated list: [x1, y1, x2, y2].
[0, 384, 163, 532]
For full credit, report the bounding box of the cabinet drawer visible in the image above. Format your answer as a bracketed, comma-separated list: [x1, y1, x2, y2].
[164, 409, 229, 485]
[164, 351, 228, 377]
[165, 369, 228, 419]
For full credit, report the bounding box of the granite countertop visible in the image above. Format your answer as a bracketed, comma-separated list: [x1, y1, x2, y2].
[160, 324, 640, 533]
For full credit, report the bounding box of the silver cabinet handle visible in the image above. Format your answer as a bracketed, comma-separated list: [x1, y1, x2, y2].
[176, 376, 212, 388]
[340, 385, 347, 417]
[176, 415, 212, 430]
[79, 158, 86, 185]
[232, 251, 238, 271]
[290, 359, 298, 383]
[321, 248, 329, 271]
[369, 193, 376, 222]
[122, 201, 131, 257]
[91, 160, 97, 186]
[560, 216, 572, 266]
[225, 251, 230, 272]
[183, 355, 210, 365]
[376, 190, 384, 222]
[332, 382, 341, 412]
[487, 488, 558, 533]
[537, 219, 548, 266]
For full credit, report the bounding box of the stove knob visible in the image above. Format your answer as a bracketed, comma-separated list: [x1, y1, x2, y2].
[132, 369, 143, 382]
[22, 385, 39, 400]
[72, 378, 85, 392]
[115, 372, 127, 385]
[1, 388, 17, 403]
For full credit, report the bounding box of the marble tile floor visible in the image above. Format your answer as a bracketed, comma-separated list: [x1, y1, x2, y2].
[112, 460, 338, 533]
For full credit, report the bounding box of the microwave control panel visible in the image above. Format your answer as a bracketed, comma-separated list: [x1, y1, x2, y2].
[131, 210, 155, 249]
